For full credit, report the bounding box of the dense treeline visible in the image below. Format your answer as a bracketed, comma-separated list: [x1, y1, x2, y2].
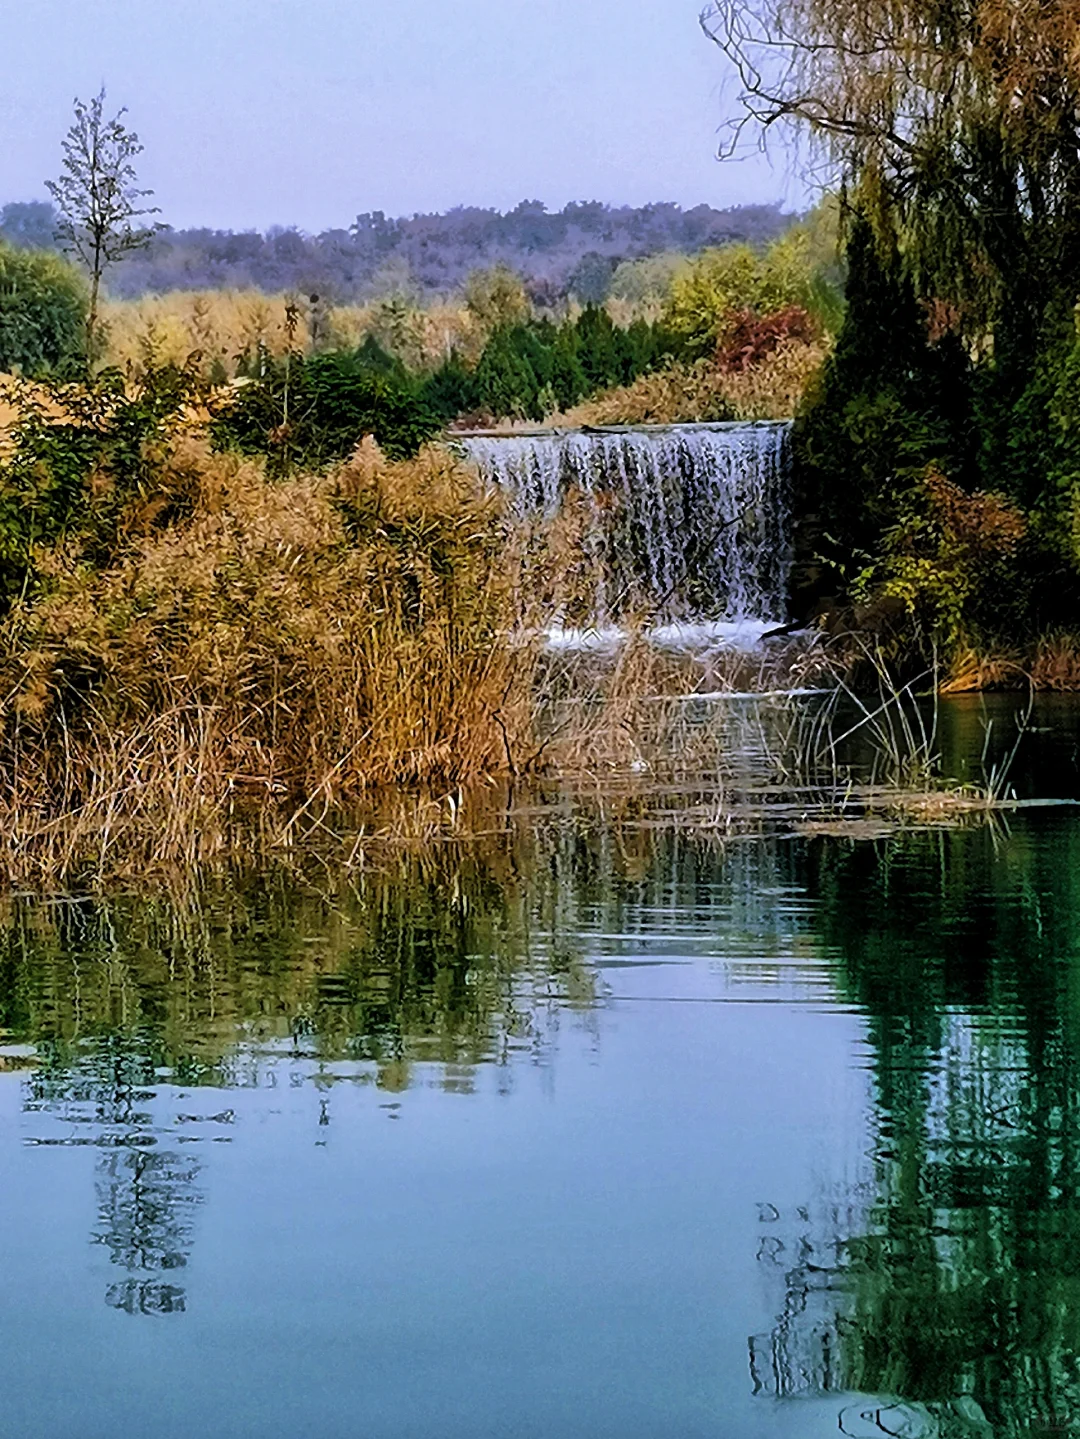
[707, 0, 1080, 679]
[1, 210, 838, 451]
[421, 307, 678, 423]
[0, 198, 792, 303]
[217, 307, 681, 469]
[210, 222, 841, 458]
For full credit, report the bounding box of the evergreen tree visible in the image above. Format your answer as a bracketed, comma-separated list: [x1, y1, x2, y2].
[574, 306, 624, 392]
[474, 329, 541, 420]
[420, 352, 480, 423]
[796, 217, 969, 557]
[354, 332, 409, 382]
[549, 324, 588, 411]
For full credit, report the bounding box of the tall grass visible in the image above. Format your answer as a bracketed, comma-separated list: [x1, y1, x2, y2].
[556, 337, 828, 426]
[0, 436, 533, 881]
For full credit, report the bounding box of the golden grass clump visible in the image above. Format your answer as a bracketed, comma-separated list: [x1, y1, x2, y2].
[1028, 633, 1080, 690]
[556, 337, 828, 426]
[940, 647, 1023, 692]
[941, 633, 1080, 692]
[0, 436, 533, 879]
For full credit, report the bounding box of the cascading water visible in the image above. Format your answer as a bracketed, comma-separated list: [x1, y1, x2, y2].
[461, 422, 792, 631]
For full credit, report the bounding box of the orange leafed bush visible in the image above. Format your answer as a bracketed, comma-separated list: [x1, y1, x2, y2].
[716, 306, 821, 373]
[922, 470, 1026, 558]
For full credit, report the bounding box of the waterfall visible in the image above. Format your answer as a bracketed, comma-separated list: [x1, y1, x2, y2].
[461, 422, 792, 628]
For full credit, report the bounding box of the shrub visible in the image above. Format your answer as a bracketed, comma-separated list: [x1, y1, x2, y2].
[472, 327, 545, 421]
[464, 265, 531, 335]
[717, 306, 820, 372]
[665, 244, 762, 353]
[664, 231, 837, 356]
[609, 253, 691, 310]
[213, 350, 442, 471]
[862, 468, 1028, 649]
[0, 243, 87, 375]
[559, 336, 828, 426]
[420, 351, 481, 424]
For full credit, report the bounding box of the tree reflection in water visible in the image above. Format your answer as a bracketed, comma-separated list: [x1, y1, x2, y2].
[8, 794, 1080, 1434]
[1, 840, 598, 1316]
[752, 821, 1080, 1438]
[26, 1036, 203, 1316]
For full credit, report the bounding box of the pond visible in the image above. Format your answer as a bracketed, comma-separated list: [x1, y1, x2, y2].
[3, 698, 1080, 1438]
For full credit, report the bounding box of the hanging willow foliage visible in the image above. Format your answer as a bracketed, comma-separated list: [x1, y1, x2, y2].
[701, 0, 1080, 340]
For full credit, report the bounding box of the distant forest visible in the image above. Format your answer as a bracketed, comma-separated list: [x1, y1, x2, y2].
[0, 198, 792, 302]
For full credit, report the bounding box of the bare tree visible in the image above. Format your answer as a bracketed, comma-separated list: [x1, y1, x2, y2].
[46, 88, 162, 362]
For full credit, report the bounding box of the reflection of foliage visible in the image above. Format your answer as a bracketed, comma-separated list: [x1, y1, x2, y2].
[98, 1148, 199, 1316]
[753, 823, 1080, 1437]
[5, 839, 595, 1316]
[28, 1035, 202, 1317]
[0, 836, 597, 1082]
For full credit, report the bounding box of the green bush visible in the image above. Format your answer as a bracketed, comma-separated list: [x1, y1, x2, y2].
[222, 304, 680, 444]
[0, 243, 87, 375]
[434, 308, 679, 424]
[213, 350, 441, 472]
[419, 352, 480, 424]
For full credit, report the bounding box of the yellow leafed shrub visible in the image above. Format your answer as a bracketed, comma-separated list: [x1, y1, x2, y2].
[100, 291, 485, 378]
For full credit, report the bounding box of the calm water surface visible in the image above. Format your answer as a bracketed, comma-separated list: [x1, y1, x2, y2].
[3, 707, 1080, 1437]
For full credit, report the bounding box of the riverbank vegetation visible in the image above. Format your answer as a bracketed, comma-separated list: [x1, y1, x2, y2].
[0, 373, 538, 878]
[0, 350, 1003, 884]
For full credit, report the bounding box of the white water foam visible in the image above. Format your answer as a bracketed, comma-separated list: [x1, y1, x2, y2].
[541, 618, 785, 655]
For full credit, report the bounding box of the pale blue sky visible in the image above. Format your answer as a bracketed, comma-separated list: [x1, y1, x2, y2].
[1, 0, 798, 231]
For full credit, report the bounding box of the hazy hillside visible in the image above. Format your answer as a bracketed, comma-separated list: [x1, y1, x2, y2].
[0, 198, 793, 302]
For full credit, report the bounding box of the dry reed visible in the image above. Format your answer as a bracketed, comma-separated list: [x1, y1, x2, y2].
[0, 436, 534, 882]
[940, 633, 1080, 692]
[556, 337, 828, 426]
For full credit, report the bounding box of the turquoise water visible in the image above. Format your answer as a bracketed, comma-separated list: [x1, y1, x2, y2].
[2, 784, 1080, 1435]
